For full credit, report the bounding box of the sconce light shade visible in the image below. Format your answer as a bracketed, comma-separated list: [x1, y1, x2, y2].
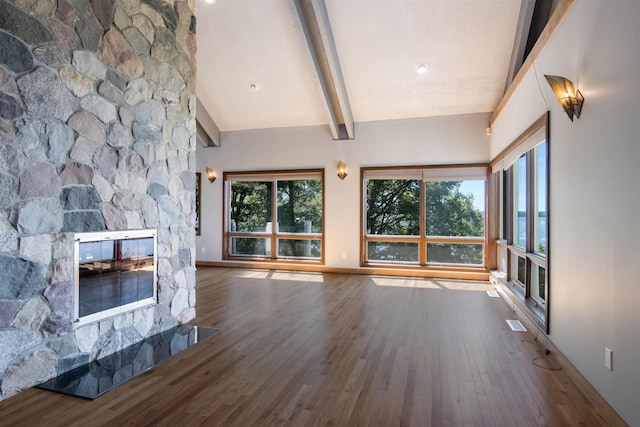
[205, 167, 216, 183]
[337, 161, 347, 180]
[544, 75, 584, 121]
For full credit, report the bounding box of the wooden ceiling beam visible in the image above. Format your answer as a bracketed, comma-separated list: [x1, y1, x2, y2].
[294, 0, 354, 140]
[196, 97, 221, 147]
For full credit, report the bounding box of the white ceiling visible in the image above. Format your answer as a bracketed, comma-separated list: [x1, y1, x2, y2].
[196, 0, 524, 134]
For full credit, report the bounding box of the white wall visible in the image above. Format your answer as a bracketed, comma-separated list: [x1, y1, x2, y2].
[196, 113, 490, 268]
[490, 1, 640, 424]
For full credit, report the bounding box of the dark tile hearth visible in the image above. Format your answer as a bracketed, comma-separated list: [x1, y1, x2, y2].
[37, 325, 220, 399]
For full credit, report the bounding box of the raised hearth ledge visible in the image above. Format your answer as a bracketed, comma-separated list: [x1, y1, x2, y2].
[37, 325, 220, 400]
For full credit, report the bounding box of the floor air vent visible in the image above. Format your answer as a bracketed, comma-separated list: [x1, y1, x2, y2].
[486, 290, 500, 298]
[506, 320, 527, 332]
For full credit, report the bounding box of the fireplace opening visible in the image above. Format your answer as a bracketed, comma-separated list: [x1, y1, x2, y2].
[74, 230, 158, 326]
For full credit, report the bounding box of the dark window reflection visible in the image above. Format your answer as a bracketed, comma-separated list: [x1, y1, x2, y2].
[78, 237, 155, 318]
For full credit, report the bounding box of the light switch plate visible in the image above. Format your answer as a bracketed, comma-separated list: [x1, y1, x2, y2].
[605, 347, 612, 370]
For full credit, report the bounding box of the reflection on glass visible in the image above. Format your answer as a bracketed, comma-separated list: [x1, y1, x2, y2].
[231, 237, 271, 256]
[367, 241, 419, 263]
[37, 326, 220, 400]
[510, 253, 526, 286]
[277, 239, 321, 259]
[426, 243, 483, 265]
[531, 265, 546, 303]
[78, 237, 155, 318]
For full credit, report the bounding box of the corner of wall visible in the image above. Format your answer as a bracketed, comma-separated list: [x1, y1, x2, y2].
[0, 0, 197, 401]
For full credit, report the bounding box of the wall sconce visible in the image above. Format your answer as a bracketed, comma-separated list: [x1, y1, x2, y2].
[337, 161, 347, 180]
[544, 75, 584, 121]
[205, 167, 216, 183]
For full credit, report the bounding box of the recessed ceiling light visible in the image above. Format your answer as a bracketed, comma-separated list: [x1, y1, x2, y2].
[416, 63, 428, 74]
[250, 83, 260, 92]
[204, 0, 216, 4]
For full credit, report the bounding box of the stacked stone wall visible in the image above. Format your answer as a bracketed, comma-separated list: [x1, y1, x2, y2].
[0, 0, 197, 400]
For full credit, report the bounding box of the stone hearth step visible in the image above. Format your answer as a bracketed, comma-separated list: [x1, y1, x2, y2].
[37, 325, 220, 399]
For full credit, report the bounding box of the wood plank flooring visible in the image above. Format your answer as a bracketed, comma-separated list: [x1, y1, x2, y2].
[0, 267, 622, 426]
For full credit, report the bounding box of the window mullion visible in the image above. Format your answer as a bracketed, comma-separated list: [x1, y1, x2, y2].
[271, 180, 277, 259]
[526, 151, 535, 298]
[506, 168, 514, 246]
[506, 167, 514, 282]
[420, 179, 426, 265]
[526, 152, 536, 254]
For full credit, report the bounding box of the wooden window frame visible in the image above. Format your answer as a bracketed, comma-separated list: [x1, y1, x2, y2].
[360, 164, 489, 273]
[223, 169, 325, 264]
[491, 113, 550, 332]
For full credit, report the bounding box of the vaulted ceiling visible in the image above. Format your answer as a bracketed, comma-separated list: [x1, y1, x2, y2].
[195, 0, 533, 142]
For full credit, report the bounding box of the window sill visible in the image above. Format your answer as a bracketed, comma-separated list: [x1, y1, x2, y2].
[361, 263, 489, 281]
[490, 270, 547, 331]
[199, 261, 489, 281]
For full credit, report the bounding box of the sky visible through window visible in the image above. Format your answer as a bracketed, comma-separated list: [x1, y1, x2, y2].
[516, 141, 547, 213]
[459, 180, 485, 212]
[537, 142, 547, 211]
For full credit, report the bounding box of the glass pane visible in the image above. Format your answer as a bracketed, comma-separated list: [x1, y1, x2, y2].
[534, 142, 547, 255]
[500, 171, 507, 240]
[425, 180, 485, 237]
[277, 239, 321, 259]
[277, 180, 323, 233]
[531, 265, 546, 303]
[78, 237, 154, 318]
[366, 179, 420, 236]
[514, 154, 527, 247]
[510, 253, 526, 285]
[230, 181, 272, 232]
[230, 237, 271, 256]
[426, 243, 483, 265]
[367, 241, 419, 263]
[78, 240, 113, 317]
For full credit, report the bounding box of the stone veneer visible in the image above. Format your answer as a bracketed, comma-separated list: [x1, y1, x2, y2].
[0, 0, 197, 400]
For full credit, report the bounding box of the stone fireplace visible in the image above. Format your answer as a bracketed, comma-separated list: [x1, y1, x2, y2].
[0, 0, 197, 400]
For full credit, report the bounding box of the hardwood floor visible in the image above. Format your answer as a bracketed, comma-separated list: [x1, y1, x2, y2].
[0, 267, 623, 426]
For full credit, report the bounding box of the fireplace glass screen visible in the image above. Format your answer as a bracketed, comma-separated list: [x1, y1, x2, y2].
[75, 230, 157, 325]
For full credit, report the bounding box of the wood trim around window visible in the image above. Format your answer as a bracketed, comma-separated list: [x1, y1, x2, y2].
[222, 168, 325, 264]
[491, 114, 548, 170]
[490, 0, 576, 125]
[361, 164, 490, 278]
[490, 113, 550, 332]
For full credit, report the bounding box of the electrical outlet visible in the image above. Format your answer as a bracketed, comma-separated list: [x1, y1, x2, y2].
[201, 247, 206, 254]
[605, 347, 612, 370]
[342, 252, 347, 259]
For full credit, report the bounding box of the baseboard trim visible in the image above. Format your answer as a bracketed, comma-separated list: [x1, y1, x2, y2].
[196, 261, 489, 281]
[491, 275, 628, 427]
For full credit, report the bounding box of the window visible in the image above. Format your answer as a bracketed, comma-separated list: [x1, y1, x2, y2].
[224, 170, 324, 262]
[514, 154, 527, 248]
[491, 113, 549, 329]
[366, 177, 420, 263]
[362, 165, 487, 271]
